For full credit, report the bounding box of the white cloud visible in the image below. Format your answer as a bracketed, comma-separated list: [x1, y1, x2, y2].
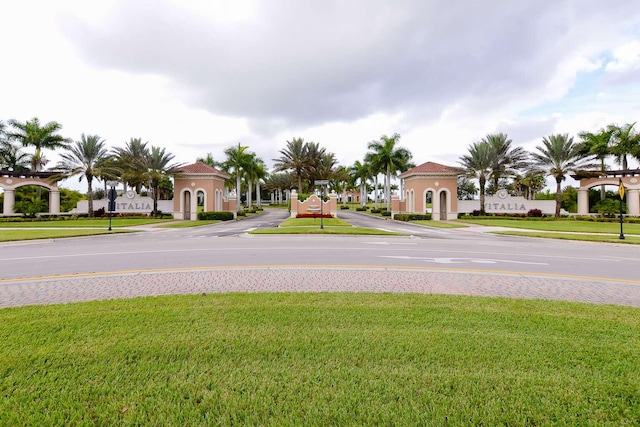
[605, 40, 640, 73]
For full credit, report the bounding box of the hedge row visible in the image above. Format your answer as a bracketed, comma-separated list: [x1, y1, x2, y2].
[296, 213, 333, 219]
[198, 211, 235, 221]
[393, 213, 431, 221]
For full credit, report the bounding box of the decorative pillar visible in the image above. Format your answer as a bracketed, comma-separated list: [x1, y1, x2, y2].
[3, 189, 15, 215]
[577, 189, 589, 215]
[290, 190, 298, 218]
[627, 189, 640, 217]
[49, 189, 60, 214]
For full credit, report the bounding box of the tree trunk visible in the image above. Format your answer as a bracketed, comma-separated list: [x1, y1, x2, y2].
[386, 169, 391, 210]
[374, 175, 379, 209]
[87, 177, 94, 218]
[479, 175, 486, 215]
[555, 178, 562, 218]
[256, 182, 261, 208]
[236, 174, 241, 213]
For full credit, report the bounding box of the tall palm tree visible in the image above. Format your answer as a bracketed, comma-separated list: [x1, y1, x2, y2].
[140, 146, 183, 217]
[349, 160, 370, 207]
[531, 134, 595, 217]
[578, 128, 613, 200]
[113, 138, 150, 193]
[302, 141, 326, 189]
[223, 143, 253, 213]
[55, 134, 115, 217]
[483, 133, 528, 191]
[243, 153, 266, 208]
[607, 122, 640, 170]
[7, 117, 70, 171]
[366, 133, 413, 209]
[272, 138, 311, 193]
[459, 141, 493, 215]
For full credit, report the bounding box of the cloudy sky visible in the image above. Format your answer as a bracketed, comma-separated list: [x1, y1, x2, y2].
[2, 0, 640, 191]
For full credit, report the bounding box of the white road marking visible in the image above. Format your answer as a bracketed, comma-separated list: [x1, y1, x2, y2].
[380, 256, 548, 265]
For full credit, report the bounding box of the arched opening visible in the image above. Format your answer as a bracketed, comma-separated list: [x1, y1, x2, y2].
[183, 191, 191, 220]
[425, 190, 433, 215]
[197, 190, 205, 213]
[6, 185, 50, 216]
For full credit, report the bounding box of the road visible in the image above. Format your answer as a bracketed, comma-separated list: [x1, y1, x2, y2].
[1, 209, 639, 307]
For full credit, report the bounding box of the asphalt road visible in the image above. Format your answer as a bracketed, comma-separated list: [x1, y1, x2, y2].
[1, 209, 640, 307]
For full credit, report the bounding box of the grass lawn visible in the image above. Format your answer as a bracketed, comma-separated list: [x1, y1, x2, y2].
[495, 230, 640, 244]
[0, 218, 172, 228]
[456, 218, 640, 234]
[0, 293, 638, 425]
[410, 220, 468, 228]
[280, 217, 352, 227]
[156, 220, 222, 228]
[0, 229, 133, 241]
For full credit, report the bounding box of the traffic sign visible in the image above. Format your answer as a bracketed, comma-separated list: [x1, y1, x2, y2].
[315, 180, 329, 185]
[619, 181, 625, 200]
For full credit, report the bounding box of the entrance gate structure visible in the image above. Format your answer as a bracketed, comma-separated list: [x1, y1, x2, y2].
[574, 170, 640, 216]
[1, 170, 61, 215]
[173, 162, 236, 220]
[394, 162, 463, 221]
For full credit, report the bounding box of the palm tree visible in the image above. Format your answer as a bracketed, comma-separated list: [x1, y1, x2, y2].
[349, 160, 370, 207]
[55, 134, 115, 217]
[113, 138, 150, 193]
[483, 133, 528, 192]
[273, 138, 311, 193]
[531, 134, 595, 217]
[459, 141, 493, 215]
[366, 133, 413, 210]
[140, 146, 183, 217]
[223, 143, 253, 213]
[7, 118, 70, 171]
[607, 123, 640, 171]
[578, 128, 613, 200]
[196, 152, 220, 168]
[243, 153, 266, 208]
[1, 140, 30, 171]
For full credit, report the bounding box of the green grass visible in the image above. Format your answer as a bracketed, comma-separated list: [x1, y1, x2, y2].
[280, 217, 352, 227]
[156, 220, 222, 228]
[410, 220, 468, 228]
[456, 218, 640, 234]
[495, 230, 640, 244]
[250, 226, 403, 235]
[0, 218, 171, 228]
[0, 293, 638, 425]
[0, 229, 133, 241]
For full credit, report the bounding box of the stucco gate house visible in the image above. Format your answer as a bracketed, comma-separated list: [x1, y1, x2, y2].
[394, 161, 463, 221]
[173, 162, 235, 220]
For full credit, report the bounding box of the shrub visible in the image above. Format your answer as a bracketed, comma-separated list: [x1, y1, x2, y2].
[356, 206, 368, 211]
[94, 207, 106, 217]
[394, 213, 431, 221]
[472, 210, 481, 216]
[197, 211, 235, 221]
[296, 213, 333, 219]
[340, 205, 350, 210]
[381, 211, 392, 216]
[527, 209, 543, 217]
[370, 209, 381, 214]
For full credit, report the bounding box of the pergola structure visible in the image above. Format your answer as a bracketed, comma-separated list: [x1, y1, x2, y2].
[572, 169, 640, 216]
[395, 161, 463, 220]
[0, 170, 61, 215]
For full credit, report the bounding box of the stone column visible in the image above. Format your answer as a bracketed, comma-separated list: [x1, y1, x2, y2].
[3, 189, 15, 215]
[49, 189, 60, 214]
[577, 189, 589, 215]
[627, 189, 640, 216]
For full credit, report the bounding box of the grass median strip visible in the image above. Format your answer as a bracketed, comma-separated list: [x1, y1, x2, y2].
[494, 230, 640, 243]
[0, 218, 171, 228]
[0, 293, 637, 425]
[0, 229, 134, 241]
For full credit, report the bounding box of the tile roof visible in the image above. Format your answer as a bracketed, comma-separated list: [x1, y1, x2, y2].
[399, 161, 463, 178]
[179, 162, 228, 177]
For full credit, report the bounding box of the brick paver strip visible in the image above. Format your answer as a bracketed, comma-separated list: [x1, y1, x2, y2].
[1, 267, 639, 308]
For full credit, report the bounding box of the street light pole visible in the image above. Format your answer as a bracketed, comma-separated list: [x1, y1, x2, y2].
[619, 178, 625, 240]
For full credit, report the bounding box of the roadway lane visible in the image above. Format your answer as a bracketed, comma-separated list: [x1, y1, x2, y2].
[1, 210, 639, 282]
